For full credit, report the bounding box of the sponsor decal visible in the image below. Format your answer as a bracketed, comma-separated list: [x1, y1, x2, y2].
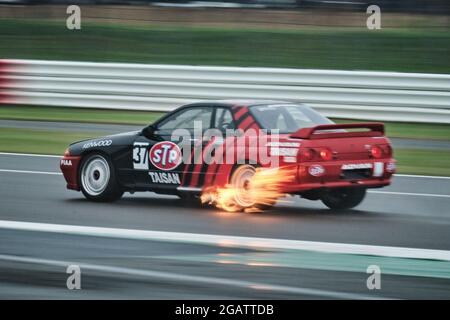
[149, 141, 182, 171]
[309, 164, 325, 177]
[133, 142, 150, 170]
[283, 156, 297, 163]
[82, 139, 112, 149]
[342, 163, 373, 170]
[386, 162, 396, 173]
[149, 171, 181, 184]
[61, 159, 72, 166]
[266, 142, 301, 147]
[270, 147, 299, 157]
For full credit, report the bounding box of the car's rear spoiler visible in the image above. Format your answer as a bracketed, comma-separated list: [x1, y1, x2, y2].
[290, 123, 385, 139]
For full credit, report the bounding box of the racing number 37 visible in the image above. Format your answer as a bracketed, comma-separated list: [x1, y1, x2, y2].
[133, 142, 149, 170]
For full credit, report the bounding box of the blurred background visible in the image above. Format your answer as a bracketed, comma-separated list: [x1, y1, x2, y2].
[0, 0, 450, 300]
[2, 0, 450, 12]
[0, 0, 449, 72]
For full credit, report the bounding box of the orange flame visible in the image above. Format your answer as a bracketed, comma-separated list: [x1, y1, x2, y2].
[201, 167, 297, 212]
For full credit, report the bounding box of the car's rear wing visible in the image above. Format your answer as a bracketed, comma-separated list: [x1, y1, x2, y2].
[290, 123, 385, 139]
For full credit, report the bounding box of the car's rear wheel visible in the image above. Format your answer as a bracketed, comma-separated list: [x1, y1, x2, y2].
[79, 153, 123, 202]
[230, 165, 257, 209]
[224, 165, 276, 212]
[321, 187, 366, 210]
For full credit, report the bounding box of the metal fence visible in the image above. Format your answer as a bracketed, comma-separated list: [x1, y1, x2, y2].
[1, 59, 449, 123]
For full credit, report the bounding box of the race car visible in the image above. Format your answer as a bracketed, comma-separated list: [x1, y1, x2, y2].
[60, 100, 396, 211]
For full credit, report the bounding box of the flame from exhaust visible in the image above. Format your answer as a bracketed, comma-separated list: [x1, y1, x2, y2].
[201, 167, 297, 213]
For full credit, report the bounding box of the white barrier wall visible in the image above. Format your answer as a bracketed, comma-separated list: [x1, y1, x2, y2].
[1, 59, 449, 123]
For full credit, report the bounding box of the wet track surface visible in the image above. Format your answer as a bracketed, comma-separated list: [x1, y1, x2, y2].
[0, 153, 450, 299]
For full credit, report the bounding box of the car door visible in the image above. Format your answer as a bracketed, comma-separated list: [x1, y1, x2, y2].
[132, 106, 214, 192]
[191, 107, 237, 189]
[181, 106, 237, 190]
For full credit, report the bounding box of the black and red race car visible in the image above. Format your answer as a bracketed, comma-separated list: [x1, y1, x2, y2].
[60, 100, 396, 211]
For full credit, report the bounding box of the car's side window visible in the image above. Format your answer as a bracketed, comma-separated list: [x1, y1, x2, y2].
[214, 108, 235, 131]
[158, 107, 213, 132]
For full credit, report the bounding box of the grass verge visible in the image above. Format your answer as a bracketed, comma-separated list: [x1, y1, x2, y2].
[0, 127, 97, 155]
[1, 19, 450, 73]
[334, 119, 450, 141]
[0, 127, 448, 176]
[394, 148, 450, 176]
[1, 105, 448, 141]
[0, 105, 163, 125]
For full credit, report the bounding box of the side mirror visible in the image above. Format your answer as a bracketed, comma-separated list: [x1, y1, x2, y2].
[142, 124, 156, 138]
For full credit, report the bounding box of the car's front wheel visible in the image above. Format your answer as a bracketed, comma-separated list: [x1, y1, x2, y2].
[79, 153, 123, 202]
[321, 187, 366, 210]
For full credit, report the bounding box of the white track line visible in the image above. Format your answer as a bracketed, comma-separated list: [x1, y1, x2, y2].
[369, 190, 450, 198]
[0, 254, 383, 300]
[395, 174, 450, 180]
[0, 152, 61, 158]
[1, 220, 449, 261]
[0, 169, 61, 175]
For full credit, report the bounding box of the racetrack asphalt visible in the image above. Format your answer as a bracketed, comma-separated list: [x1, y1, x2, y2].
[0, 152, 449, 299]
[1, 119, 449, 150]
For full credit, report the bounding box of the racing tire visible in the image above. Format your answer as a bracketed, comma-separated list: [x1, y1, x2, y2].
[79, 153, 123, 202]
[321, 187, 366, 210]
[227, 165, 276, 212]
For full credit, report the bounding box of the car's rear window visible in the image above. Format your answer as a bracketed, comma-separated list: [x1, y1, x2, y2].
[250, 104, 333, 134]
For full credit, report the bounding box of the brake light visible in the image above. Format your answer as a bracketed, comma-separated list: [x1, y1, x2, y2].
[382, 145, 392, 157]
[319, 148, 333, 161]
[299, 148, 314, 161]
[371, 145, 382, 158]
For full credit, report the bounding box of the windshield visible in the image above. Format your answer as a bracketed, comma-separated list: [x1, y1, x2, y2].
[250, 104, 333, 134]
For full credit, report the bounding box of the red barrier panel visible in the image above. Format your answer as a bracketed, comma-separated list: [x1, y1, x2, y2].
[0, 59, 19, 104]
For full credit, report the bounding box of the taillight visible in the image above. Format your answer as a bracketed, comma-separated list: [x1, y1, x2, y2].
[319, 148, 333, 161]
[382, 145, 392, 157]
[64, 148, 71, 157]
[299, 148, 314, 161]
[370, 145, 382, 158]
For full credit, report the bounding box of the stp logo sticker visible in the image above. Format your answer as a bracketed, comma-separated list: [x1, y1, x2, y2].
[309, 164, 325, 177]
[149, 141, 182, 171]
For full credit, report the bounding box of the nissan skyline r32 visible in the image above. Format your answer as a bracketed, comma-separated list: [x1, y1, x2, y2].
[60, 101, 396, 211]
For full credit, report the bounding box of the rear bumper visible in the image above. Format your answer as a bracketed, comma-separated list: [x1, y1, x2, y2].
[282, 158, 396, 193]
[60, 156, 81, 191]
